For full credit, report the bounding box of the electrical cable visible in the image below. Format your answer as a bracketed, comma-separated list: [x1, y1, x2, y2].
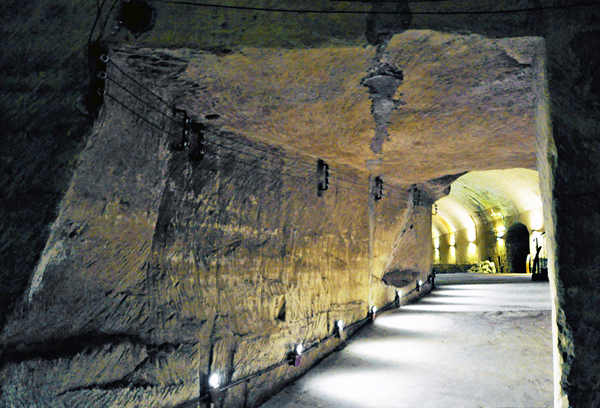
[331, 177, 368, 192]
[98, 0, 120, 40]
[330, 0, 455, 2]
[99, 79, 415, 195]
[102, 98, 401, 198]
[176, 281, 422, 408]
[213, 132, 318, 170]
[208, 141, 385, 196]
[100, 89, 391, 194]
[217, 305, 380, 394]
[208, 130, 372, 184]
[209, 142, 379, 195]
[101, 88, 351, 189]
[330, 172, 369, 187]
[207, 140, 317, 177]
[101, 81, 408, 200]
[220, 359, 288, 391]
[209, 149, 314, 184]
[214, 136, 347, 180]
[88, 0, 108, 47]
[104, 91, 176, 135]
[209, 138, 317, 175]
[101, 92, 309, 187]
[154, 0, 600, 15]
[87, 0, 109, 85]
[107, 59, 173, 108]
[98, 58, 402, 189]
[105, 74, 179, 124]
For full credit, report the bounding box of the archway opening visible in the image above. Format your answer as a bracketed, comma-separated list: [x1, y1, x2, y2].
[506, 222, 530, 274]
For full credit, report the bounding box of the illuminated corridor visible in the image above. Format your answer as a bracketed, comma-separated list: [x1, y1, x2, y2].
[260, 274, 553, 408]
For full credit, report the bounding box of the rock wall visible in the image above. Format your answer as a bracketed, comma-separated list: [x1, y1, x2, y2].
[0, 49, 432, 408]
[541, 26, 600, 408]
[6, 1, 600, 407]
[0, 0, 369, 336]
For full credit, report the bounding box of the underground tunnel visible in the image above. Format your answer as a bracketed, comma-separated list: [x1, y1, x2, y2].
[2, 1, 600, 407]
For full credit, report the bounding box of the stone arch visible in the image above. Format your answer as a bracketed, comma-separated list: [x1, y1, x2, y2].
[505, 223, 530, 274]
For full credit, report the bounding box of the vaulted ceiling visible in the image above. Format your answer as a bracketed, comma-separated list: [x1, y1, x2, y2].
[432, 168, 543, 237]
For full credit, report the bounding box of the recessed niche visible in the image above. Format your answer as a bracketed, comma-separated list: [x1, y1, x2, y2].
[274, 295, 286, 321]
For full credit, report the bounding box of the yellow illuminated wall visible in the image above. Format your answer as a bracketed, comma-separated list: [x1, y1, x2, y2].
[433, 207, 543, 273]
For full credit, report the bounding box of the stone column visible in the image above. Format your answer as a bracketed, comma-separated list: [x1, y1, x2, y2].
[537, 26, 600, 408]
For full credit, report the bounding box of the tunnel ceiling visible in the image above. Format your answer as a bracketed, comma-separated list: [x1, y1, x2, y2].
[432, 168, 542, 236]
[165, 29, 540, 189]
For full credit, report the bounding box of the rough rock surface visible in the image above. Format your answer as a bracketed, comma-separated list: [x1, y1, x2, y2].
[3, 1, 600, 406]
[0, 48, 433, 407]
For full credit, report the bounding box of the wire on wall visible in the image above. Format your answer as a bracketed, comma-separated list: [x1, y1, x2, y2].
[177, 279, 439, 408]
[98, 53, 412, 200]
[154, 0, 600, 15]
[95, 61, 406, 200]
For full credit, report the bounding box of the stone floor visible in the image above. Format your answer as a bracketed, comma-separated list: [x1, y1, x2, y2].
[259, 273, 553, 408]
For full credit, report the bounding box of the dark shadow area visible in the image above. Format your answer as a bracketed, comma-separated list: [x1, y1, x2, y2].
[506, 223, 530, 274]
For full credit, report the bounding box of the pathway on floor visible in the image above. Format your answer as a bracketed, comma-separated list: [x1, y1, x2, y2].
[259, 273, 553, 408]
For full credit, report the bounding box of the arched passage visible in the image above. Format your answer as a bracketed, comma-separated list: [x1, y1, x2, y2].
[506, 223, 530, 274]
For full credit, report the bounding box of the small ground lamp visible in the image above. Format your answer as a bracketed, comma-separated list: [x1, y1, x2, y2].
[369, 305, 378, 321]
[428, 271, 436, 288]
[334, 319, 346, 342]
[205, 372, 222, 408]
[288, 343, 303, 367]
[395, 290, 402, 308]
[416, 279, 423, 292]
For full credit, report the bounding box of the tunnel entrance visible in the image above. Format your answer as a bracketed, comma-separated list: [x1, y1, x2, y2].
[506, 223, 530, 274]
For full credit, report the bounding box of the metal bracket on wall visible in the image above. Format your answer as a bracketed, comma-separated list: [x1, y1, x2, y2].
[373, 176, 383, 200]
[171, 108, 189, 151]
[89, 43, 109, 113]
[317, 159, 329, 196]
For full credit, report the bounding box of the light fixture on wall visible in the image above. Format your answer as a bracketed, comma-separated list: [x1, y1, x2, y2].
[467, 227, 476, 243]
[317, 159, 329, 197]
[433, 236, 440, 249]
[468, 242, 477, 259]
[530, 211, 544, 231]
[373, 176, 384, 200]
[449, 233, 456, 246]
[288, 343, 304, 367]
[496, 226, 506, 239]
